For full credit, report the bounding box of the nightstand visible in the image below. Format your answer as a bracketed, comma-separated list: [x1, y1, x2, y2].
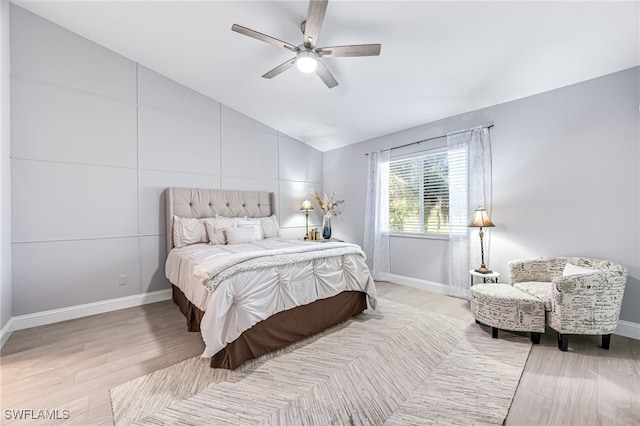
[305, 237, 344, 243]
[469, 269, 501, 286]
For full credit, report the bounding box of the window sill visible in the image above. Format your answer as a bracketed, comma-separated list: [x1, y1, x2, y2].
[386, 232, 449, 241]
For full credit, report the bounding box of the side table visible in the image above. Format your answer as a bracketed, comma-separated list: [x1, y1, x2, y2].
[469, 269, 501, 286]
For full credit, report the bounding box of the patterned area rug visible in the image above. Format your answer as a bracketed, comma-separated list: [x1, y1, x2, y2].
[110, 298, 532, 425]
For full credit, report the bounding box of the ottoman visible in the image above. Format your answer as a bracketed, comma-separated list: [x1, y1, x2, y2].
[470, 283, 546, 344]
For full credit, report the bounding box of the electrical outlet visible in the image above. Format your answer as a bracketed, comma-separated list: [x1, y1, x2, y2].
[118, 274, 127, 286]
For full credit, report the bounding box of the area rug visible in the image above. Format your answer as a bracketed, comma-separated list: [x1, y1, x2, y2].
[110, 298, 532, 425]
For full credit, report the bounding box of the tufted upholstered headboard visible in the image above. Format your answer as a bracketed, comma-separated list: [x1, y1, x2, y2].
[165, 188, 275, 252]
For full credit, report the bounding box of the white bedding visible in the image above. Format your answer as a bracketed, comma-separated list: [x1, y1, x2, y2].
[165, 238, 377, 358]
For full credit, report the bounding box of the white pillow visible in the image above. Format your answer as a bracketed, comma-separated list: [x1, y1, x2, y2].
[226, 226, 261, 244]
[238, 218, 260, 226]
[260, 215, 280, 238]
[204, 216, 238, 245]
[173, 216, 208, 248]
[563, 263, 600, 277]
[238, 218, 263, 240]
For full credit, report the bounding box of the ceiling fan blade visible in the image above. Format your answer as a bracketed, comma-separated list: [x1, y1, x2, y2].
[315, 60, 338, 88]
[317, 44, 382, 57]
[232, 24, 298, 52]
[262, 58, 296, 79]
[303, 0, 328, 47]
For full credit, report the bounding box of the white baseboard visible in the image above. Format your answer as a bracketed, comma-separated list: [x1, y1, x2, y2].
[389, 274, 448, 295]
[1, 317, 14, 348]
[616, 320, 640, 340]
[0, 289, 173, 348]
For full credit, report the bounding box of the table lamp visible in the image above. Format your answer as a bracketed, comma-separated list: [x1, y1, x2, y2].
[468, 207, 495, 274]
[300, 199, 314, 239]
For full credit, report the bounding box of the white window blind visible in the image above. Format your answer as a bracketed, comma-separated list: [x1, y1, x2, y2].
[388, 148, 467, 236]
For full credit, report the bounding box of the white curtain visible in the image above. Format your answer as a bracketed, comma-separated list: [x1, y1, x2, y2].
[364, 149, 391, 281]
[448, 127, 492, 299]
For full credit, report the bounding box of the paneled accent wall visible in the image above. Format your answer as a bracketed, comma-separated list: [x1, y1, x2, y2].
[9, 5, 322, 316]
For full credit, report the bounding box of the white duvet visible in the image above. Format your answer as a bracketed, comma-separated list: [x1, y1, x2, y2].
[165, 239, 377, 358]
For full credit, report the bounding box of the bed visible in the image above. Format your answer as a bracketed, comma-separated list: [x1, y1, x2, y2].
[165, 187, 377, 369]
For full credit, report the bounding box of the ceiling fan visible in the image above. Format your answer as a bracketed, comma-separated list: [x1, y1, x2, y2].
[231, 0, 381, 89]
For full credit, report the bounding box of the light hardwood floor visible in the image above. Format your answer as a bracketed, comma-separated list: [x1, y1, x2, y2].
[1, 282, 638, 425]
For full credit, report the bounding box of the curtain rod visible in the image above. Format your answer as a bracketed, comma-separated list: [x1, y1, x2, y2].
[365, 124, 493, 156]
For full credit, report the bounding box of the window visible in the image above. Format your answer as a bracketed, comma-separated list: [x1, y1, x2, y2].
[388, 148, 467, 236]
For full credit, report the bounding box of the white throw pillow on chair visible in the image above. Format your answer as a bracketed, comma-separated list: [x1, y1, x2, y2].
[563, 263, 599, 277]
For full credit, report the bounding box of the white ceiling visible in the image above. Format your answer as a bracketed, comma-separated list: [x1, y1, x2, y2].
[12, 1, 639, 152]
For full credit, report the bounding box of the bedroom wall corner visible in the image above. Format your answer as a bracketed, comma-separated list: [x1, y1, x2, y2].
[1, 0, 13, 340]
[277, 132, 323, 240]
[322, 143, 369, 247]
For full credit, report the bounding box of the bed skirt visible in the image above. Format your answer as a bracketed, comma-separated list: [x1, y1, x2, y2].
[171, 285, 368, 369]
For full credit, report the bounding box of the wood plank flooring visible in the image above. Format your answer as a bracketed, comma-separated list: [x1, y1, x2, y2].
[1, 301, 205, 425]
[1, 282, 638, 425]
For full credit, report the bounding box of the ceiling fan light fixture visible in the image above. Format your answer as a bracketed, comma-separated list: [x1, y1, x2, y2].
[296, 50, 318, 73]
[232, 0, 381, 88]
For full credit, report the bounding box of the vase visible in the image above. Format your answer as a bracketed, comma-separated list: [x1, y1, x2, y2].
[322, 214, 332, 239]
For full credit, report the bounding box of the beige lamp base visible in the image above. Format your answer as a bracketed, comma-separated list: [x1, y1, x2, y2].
[475, 265, 493, 274]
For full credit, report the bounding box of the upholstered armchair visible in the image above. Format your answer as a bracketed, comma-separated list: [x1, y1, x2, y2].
[508, 257, 628, 351]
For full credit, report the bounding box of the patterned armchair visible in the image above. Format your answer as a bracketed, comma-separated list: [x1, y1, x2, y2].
[508, 257, 628, 351]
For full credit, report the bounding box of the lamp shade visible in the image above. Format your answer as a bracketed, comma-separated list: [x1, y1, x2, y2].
[468, 207, 495, 228]
[300, 199, 314, 211]
[296, 50, 318, 73]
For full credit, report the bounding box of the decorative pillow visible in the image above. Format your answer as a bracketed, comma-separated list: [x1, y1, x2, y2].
[260, 215, 280, 238]
[204, 216, 239, 245]
[173, 216, 208, 248]
[563, 263, 600, 277]
[226, 226, 261, 244]
[202, 218, 217, 243]
[238, 218, 263, 240]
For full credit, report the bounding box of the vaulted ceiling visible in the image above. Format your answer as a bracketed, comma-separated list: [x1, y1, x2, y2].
[12, 1, 639, 151]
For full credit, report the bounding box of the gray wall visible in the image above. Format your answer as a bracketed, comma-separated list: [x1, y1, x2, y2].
[324, 67, 640, 324]
[1, 1, 11, 330]
[9, 5, 322, 316]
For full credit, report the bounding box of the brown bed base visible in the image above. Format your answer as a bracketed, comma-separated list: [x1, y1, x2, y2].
[171, 285, 367, 369]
